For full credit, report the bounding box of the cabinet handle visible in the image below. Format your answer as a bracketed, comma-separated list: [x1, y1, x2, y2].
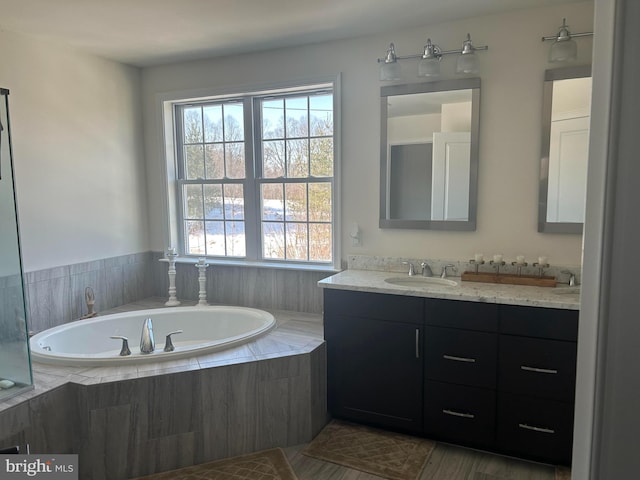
[443, 409, 475, 419]
[518, 423, 555, 434]
[520, 365, 558, 374]
[443, 354, 476, 363]
[415, 329, 420, 358]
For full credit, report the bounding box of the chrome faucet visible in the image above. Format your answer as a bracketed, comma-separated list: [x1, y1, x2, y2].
[561, 270, 578, 286]
[402, 261, 417, 276]
[440, 264, 457, 279]
[110, 336, 131, 356]
[421, 262, 433, 277]
[163, 330, 183, 352]
[140, 318, 155, 354]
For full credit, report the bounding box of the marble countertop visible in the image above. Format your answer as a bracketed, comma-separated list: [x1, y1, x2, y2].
[318, 269, 580, 310]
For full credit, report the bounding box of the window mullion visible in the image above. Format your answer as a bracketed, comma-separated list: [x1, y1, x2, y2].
[244, 97, 260, 260]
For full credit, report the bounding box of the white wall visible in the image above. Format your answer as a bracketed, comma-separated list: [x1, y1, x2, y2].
[0, 30, 148, 272]
[142, 2, 593, 267]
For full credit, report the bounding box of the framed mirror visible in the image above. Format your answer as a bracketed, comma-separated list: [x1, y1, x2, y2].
[538, 65, 591, 234]
[379, 78, 480, 230]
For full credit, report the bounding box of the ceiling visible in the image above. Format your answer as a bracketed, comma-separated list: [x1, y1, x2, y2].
[0, 0, 583, 67]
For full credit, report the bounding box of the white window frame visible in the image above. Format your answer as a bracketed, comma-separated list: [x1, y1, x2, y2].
[159, 76, 341, 272]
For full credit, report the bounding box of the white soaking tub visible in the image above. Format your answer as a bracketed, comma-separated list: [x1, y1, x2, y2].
[29, 306, 275, 366]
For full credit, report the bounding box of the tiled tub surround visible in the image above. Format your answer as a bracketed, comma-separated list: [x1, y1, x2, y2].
[0, 299, 327, 479]
[25, 251, 330, 334]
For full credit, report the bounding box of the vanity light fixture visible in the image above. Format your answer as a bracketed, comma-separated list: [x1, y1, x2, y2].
[542, 18, 593, 63]
[378, 33, 488, 81]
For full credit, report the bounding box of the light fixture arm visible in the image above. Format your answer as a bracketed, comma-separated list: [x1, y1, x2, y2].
[377, 34, 488, 63]
[541, 18, 593, 42]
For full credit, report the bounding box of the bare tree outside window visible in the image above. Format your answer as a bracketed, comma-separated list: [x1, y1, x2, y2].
[175, 87, 334, 265]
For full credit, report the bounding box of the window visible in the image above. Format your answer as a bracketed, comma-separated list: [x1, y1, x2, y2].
[173, 83, 336, 267]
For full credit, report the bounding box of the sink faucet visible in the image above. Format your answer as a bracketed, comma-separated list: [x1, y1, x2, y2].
[440, 264, 456, 279]
[561, 270, 578, 287]
[420, 262, 433, 277]
[140, 318, 155, 354]
[402, 262, 416, 276]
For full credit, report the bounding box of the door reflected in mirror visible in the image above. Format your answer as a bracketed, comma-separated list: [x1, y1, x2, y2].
[380, 78, 480, 230]
[539, 66, 591, 234]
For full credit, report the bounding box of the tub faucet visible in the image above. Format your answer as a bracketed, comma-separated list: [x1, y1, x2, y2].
[140, 318, 155, 354]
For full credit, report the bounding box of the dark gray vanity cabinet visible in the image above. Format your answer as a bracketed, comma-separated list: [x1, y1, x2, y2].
[423, 299, 499, 450]
[323, 288, 578, 465]
[324, 289, 425, 433]
[496, 305, 579, 465]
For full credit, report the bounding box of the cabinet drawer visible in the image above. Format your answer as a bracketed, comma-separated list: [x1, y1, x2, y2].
[424, 381, 496, 449]
[499, 305, 578, 341]
[425, 326, 497, 388]
[499, 335, 577, 402]
[324, 289, 423, 324]
[497, 392, 573, 465]
[425, 298, 498, 332]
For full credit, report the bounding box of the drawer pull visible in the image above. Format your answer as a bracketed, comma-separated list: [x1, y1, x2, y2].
[519, 423, 555, 434]
[521, 365, 558, 374]
[443, 354, 476, 363]
[415, 329, 420, 359]
[443, 409, 475, 419]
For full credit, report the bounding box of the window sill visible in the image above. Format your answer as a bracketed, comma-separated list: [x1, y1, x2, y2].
[158, 256, 341, 274]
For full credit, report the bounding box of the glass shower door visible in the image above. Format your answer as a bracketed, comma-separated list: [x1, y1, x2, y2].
[0, 88, 33, 401]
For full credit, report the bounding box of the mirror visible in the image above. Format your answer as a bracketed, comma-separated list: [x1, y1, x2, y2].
[539, 65, 591, 234]
[379, 78, 480, 230]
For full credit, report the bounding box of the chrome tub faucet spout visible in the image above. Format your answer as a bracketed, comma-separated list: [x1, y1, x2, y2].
[140, 318, 155, 354]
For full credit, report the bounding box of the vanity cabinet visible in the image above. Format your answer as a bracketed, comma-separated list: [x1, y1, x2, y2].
[324, 289, 424, 433]
[496, 305, 578, 465]
[323, 289, 578, 465]
[423, 299, 499, 450]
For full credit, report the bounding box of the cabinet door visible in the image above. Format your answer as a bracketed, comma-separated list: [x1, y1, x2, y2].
[325, 314, 424, 433]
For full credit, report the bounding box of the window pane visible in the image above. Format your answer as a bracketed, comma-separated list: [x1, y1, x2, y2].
[203, 104, 222, 142]
[185, 184, 203, 218]
[205, 221, 225, 256]
[186, 220, 205, 254]
[286, 97, 308, 138]
[224, 184, 245, 220]
[226, 142, 246, 179]
[263, 222, 284, 259]
[262, 99, 284, 140]
[309, 94, 333, 136]
[308, 183, 331, 221]
[286, 139, 309, 178]
[204, 184, 223, 219]
[263, 140, 285, 178]
[310, 138, 333, 177]
[285, 184, 307, 221]
[262, 184, 284, 221]
[226, 221, 246, 257]
[183, 106, 203, 143]
[185, 145, 204, 179]
[286, 223, 308, 260]
[309, 223, 332, 262]
[224, 103, 244, 141]
[205, 144, 224, 179]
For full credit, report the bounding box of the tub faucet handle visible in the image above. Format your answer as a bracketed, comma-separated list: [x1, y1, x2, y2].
[164, 330, 183, 352]
[110, 336, 131, 356]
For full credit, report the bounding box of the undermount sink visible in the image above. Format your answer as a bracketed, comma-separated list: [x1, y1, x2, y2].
[552, 286, 581, 295]
[384, 276, 458, 288]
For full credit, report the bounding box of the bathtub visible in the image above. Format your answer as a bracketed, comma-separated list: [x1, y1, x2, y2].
[29, 306, 276, 366]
